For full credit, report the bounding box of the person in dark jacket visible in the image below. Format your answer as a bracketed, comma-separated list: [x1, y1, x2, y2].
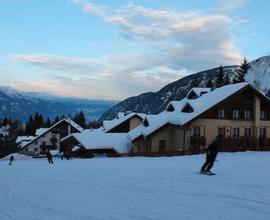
[46, 151, 54, 164]
[200, 138, 219, 174]
[9, 155, 14, 165]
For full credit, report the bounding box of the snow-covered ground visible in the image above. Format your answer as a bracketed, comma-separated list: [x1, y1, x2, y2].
[1, 152, 270, 220]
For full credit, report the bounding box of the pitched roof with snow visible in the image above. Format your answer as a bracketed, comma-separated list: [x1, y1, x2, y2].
[128, 83, 252, 141]
[61, 131, 132, 154]
[20, 119, 84, 150]
[103, 112, 146, 132]
[187, 87, 211, 98]
[16, 136, 35, 144]
[35, 128, 49, 136]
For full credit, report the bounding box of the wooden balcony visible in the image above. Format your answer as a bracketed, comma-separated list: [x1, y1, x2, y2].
[190, 136, 206, 154]
[218, 136, 270, 152]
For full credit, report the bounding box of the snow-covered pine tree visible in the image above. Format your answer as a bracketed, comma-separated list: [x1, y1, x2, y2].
[236, 57, 250, 82]
[216, 66, 225, 87]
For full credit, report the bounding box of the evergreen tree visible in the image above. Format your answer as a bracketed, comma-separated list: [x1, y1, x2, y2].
[28, 115, 35, 135]
[205, 79, 213, 88]
[54, 115, 60, 124]
[224, 73, 230, 85]
[236, 57, 250, 82]
[34, 113, 44, 130]
[216, 66, 225, 87]
[3, 117, 8, 127]
[87, 120, 102, 129]
[191, 78, 200, 87]
[73, 111, 86, 128]
[46, 118, 52, 128]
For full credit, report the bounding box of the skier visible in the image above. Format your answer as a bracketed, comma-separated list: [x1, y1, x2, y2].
[9, 155, 14, 165]
[46, 151, 54, 164]
[200, 137, 219, 175]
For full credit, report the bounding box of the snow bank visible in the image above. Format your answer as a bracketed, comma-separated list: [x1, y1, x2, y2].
[0, 152, 270, 220]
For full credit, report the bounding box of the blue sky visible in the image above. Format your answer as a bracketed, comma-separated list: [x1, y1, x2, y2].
[0, 0, 269, 100]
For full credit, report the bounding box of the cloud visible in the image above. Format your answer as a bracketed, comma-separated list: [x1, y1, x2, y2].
[72, 1, 242, 68]
[217, 0, 250, 12]
[10, 1, 245, 99]
[11, 54, 106, 78]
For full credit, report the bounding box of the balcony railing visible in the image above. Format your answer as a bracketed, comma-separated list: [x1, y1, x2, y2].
[190, 136, 206, 154]
[218, 136, 270, 152]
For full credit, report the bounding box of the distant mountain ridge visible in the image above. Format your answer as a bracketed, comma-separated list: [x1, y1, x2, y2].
[0, 86, 116, 122]
[100, 55, 270, 120]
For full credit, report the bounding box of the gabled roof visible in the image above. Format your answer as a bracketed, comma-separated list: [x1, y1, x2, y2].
[103, 112, 146, 132]
[187, 87, 211, 99]
[128, 82, 254, 141]
[20, 119, 84, 150]
[61, 131, 132, 154]
[16, 136, 35, 144]
[35, 128, 49, 136]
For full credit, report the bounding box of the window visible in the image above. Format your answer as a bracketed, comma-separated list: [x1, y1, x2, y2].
[166, 104, 175, 112]
[259, 128, 267, 138]
[159, 140, 166, 153]
[244, 128, 251, 137]
[192, 127, 200, 136]
[25, 147, 28, 152]
[233, 128, 240, 138]
[232, 110, 240, 119]
[34, 148, 38, 152]
[218, 127, 225, 137]
[244, 110, 251, 120]
[260, 111, 267, 120]
[218, 109, 225, 118]
[182, 103, 194, 113]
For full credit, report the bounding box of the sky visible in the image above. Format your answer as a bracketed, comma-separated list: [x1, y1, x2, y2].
[0, 0, 270, 100]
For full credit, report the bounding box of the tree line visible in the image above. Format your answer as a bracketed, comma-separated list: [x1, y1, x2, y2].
[191, 57, 251, 88]
[0, 111, 102, 158]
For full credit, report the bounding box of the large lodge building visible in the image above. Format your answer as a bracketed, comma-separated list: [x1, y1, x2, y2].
[18, 82, 270, 157]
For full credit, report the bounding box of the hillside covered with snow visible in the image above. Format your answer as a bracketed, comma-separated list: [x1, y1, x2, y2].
[1, 152, 270, 220]
[100, 55, 270, 120]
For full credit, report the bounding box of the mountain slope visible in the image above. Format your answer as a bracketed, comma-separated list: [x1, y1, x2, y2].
[100, 55, 270, 120]
[0, 86, 116, 122]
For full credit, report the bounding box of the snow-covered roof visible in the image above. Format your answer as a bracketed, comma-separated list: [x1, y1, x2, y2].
[128, 83, 250, 141]
[35, 128, 49, 136]
[62, 131, 132, 154]
[187, 87, 211, 98]
[103, 112, 146, 132]
[16, 136, 35, 144]
[20, 119, 84, 149]
[0, 126, 9, 136]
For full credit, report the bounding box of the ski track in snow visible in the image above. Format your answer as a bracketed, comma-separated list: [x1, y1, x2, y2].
[1, 152, 270, 220]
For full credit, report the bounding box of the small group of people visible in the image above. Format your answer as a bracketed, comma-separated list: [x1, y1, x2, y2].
[200, 137, 219, 175]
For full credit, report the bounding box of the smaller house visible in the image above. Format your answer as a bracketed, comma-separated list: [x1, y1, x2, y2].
[20, 119, 83, 156]
[16, 136, 35, 149]
[103, 112, 146, 133]
[61, 130, 133, 157]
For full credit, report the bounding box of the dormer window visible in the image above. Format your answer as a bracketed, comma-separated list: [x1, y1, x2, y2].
[182, 103, 194, 113]
[218, 109, 225, 118]
[143, 119, 149, 127]
[187, 91, 198, 100]
[166, 104, 175, 112]
[200, 91, 207, 96]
